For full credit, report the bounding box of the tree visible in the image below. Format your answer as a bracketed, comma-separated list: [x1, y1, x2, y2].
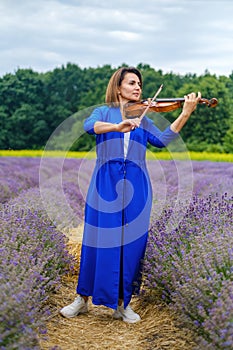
[0, 64, 232, 151]
[7, 104, 48, 149]
[174, 74, 232, 151]
[0, 107, 9, 149]
[223, 127, 233, 153]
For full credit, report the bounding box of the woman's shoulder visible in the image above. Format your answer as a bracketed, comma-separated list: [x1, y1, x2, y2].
[93, 104, 121, 117]
[94, 104, 110, 113]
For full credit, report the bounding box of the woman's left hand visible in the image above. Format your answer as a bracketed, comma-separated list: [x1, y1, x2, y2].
[170, 91, 201, 133]
[182, 91, 202, 117]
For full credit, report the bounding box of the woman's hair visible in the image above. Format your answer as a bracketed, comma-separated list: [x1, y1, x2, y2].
[105, 66, 142, 106]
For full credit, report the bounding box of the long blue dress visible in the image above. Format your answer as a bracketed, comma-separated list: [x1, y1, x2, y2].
[76, 105, 178, 309]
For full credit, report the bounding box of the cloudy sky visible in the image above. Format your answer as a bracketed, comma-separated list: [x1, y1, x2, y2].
[0, 0, 233, 77]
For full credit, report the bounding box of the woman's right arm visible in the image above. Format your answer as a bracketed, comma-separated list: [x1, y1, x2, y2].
[84, 107, 141, 134]
[93, 121, 118, 134]
[94, 118, 141, 134]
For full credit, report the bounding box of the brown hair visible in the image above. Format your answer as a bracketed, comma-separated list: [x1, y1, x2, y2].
[105, 66, 142, 106]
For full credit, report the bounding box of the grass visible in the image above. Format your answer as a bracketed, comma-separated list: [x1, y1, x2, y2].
[0, 149, 232, 162]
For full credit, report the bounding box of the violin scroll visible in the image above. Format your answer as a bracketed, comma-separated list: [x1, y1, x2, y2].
[199, 97, 218, 108]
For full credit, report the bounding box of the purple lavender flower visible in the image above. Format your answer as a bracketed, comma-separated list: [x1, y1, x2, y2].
[0, 197, 75, 348]
[143, 191, 233, 348]
[1, 157, 232, 348]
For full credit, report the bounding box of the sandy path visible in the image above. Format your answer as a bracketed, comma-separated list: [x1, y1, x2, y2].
[39, 226, 196, 350]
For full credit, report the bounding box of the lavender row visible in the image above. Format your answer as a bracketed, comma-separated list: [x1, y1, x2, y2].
[1, 157, 232, 204]
[0, 159, 88, 348]
[0, 197, 75, 349]
[143, 192, 233, 349]
[0, 157, 84, 203]
[147, 160, 233, 201]
[0, 157, 40, 203]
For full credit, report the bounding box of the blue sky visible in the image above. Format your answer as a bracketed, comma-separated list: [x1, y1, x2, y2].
[0, 0, 233, 77]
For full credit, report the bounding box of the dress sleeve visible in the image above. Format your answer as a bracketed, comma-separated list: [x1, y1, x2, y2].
[143, 117, 179, 148]
[83, 107, 104, 135]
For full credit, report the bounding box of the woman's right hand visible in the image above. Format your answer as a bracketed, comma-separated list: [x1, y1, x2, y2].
[116, 118, 141, 133]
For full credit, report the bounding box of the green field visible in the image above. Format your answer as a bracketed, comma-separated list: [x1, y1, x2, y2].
[0, 149, 232, 162]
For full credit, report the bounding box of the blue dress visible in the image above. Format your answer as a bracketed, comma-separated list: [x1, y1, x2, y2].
[77, 105, 178, 309]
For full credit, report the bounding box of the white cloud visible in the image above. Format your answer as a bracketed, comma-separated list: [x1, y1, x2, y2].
[108, 31, 142, 41]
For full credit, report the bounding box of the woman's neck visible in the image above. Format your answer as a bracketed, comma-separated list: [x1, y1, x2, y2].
[119, 99, 129, 120]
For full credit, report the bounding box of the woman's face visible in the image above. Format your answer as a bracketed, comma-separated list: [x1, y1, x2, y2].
[118, 73, 142, 103]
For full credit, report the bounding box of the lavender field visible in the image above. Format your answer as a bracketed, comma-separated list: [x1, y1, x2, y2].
[0, 156, 233, 349]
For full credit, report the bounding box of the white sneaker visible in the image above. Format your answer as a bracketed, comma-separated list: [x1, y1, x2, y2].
[112, 305, 141, 323]
[60, 296, 88, 318]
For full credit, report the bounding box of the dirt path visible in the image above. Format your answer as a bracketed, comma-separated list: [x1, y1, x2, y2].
[40, 227, 196, 350]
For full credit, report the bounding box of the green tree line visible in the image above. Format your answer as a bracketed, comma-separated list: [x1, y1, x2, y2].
[0, 62, 232, 152]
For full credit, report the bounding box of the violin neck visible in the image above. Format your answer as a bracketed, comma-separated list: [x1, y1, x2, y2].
[155, 98, 185, 103]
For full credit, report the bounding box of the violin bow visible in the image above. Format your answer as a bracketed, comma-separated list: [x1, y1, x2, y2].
[139, 84, 163, 120]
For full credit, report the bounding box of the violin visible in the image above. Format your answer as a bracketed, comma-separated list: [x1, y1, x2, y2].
[124, 97, 218, 118]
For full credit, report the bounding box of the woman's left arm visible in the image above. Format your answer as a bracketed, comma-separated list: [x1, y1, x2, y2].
[170, 92, 201, 133]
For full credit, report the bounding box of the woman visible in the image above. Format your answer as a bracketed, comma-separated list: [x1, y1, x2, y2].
[60, 66, 201, 323]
